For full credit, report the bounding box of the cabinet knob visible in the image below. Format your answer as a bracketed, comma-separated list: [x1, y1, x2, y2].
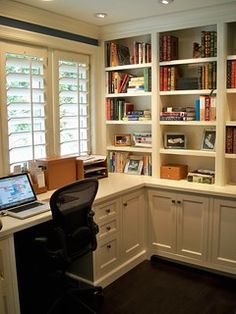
[107, 244, 111, 249]
[106, 208, 111, 214]
[0, 272, 4, 280]
[123, 203, 127, 207]
[106, 226, 111, 231]
[177, 200, 181, 204]
[171, 200, 175, 204]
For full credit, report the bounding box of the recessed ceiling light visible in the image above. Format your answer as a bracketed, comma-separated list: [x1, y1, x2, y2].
[94, 13, 108, 19]
[159, 0, 174, 4]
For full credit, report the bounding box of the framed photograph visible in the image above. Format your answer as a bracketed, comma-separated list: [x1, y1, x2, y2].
[201, 129, 216, 151]
[164, 133, 186, 149]
[132, 132, 152, 147]
[124, 157, 143, 175]
[114, 134, 131, 146]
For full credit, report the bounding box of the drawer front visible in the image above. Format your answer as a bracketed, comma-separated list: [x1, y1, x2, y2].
[94, 200, 119, 224]
[95, 237, 120, 276]
[97, 219, 118, 242]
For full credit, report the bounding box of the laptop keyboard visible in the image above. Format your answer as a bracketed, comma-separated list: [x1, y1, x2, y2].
[9, 202, 43, 213]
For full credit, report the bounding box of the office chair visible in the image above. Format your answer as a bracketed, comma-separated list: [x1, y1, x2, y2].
[38, 178, 103, 314]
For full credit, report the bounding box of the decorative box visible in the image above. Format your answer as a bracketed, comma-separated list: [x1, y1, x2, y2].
[160, 164, 188, 180]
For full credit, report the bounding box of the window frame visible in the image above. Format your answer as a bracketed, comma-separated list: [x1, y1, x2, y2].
[53, 50, 91, 156]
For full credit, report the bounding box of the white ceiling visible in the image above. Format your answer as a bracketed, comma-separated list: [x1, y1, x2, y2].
[11, 0, 236, 26]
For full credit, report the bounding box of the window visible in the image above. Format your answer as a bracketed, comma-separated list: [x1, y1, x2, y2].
[0, 44, 92, 175]
[1, 44, 47, 172]
[54, 51, 91, 156]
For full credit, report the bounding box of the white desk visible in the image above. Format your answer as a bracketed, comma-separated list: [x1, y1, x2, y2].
[1, 173, 236, 314]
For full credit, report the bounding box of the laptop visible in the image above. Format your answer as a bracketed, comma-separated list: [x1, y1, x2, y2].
[0, 173, 49, 219]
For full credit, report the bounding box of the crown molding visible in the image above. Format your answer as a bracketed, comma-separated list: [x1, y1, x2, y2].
[99, 2, 236, 40]
[0, 0, 99, 39]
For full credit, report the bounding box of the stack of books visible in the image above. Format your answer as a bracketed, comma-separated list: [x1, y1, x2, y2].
[160, 66, 177, 91]
[160, 107, 195, 121]
[201, 31, 217, 58]
[225, 126, 236, 154]
[127, 68, 151, 93]
[160, 35, 179, 61]
[106, 42, 130, 67]
[106, 99, 134, 120]
[227, 60, 236, 88]
[132, 41, 152, 64]
[195, 95, 216, 121]
[123, 110, 151, 121]
[197, 62, 217, 89]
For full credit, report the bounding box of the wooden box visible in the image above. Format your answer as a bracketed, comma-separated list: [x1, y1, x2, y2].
[36, 156, 77, 190]
[160, 164, 188, 180]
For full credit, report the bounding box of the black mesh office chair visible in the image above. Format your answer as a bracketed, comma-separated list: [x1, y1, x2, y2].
[40, 178, 103, 314]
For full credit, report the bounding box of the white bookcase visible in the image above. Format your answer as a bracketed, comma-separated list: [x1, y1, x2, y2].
[101, 8, 236, 187]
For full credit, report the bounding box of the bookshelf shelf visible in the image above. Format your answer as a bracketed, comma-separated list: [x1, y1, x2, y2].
[106, 92, 152, 98]
[227, 55, 236, 60]
[106, 120, 152, 125]
[107, 145, 152, 153]
[159, 89, 216, 95]
[159, 148, 216, 157]
[225, 153, 236, 159]
[105, 63, 152, 71]
[227, 89, 236, 93]
[159, 57, 217, 66]
[160, 121, 216, 126]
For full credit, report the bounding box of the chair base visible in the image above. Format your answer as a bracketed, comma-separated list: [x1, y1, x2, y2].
[47, 283, 103, 314]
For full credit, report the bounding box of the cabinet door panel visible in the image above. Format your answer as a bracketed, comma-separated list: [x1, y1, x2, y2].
[122, 191, 145, 259]
[212, 199, 236, 268]
[95, 237, 120, 277]
[148, 190, 176, 253]
[177, 194, 209, 261]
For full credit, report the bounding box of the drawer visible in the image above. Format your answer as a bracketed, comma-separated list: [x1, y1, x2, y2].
[95, 237, 120, 276]
[97, 219, 118, 242]
[94, 200, 119, 224]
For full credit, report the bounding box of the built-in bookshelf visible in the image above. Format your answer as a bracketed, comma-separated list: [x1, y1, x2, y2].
[105, 34, 153, 176]
[158, 25, 218, 181]
[225, 22, 236, 185]
[102, 19, 236, 186]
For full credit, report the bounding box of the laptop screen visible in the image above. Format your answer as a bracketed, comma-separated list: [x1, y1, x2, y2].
[0, 173, 37, 211]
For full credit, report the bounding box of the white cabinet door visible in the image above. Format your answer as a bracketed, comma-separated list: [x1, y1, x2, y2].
[176, 194, 209, 261]
[0, 236, 20, 314]
[121, 190, 146, 260]
[212, 198, 236, 269]
[148, 190, 176, 253]
[148, 190, 209, 262]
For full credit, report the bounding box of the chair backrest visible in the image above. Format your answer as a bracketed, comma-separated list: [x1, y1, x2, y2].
[49, 178, 99, 263]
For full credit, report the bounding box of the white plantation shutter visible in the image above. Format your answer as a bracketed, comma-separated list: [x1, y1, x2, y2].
[2, 45, 47, 171]
[55, 51, 91, 156]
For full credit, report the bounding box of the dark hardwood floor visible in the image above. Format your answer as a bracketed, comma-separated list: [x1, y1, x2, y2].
[99, 257, 236, 314]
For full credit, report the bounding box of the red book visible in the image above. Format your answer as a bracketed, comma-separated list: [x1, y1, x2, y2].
[204, 96, 211, 121]
[226, 126, 234, 153]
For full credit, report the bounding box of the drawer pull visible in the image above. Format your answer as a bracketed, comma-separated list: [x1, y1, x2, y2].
[107, 244, 111, 249]
[171, 200, 175, 204]
[123, 203, 127, 207]
[106, 209, 111, 214]
[177, 200, 181, 204]
[106, 226, 111, 231]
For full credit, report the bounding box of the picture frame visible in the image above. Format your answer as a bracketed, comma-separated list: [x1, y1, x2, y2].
[124, 157, 143, 175]
[114, 134, 131, 146]
[201, 129, 216, 151]
[164, 133, 186, 149]
[132, 132, 152, 147]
